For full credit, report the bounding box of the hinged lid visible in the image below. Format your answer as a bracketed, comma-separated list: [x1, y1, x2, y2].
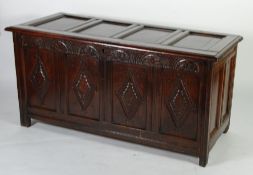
[6, 13, 242, 60]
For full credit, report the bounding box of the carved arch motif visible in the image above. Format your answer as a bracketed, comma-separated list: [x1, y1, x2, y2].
[175, 59, 200, 73]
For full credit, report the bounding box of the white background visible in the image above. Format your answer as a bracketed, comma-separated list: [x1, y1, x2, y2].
[0, 0, 252, 174]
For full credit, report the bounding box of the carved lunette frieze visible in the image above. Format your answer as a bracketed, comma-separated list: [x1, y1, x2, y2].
[20, 35, 199, 73]
[109, 49, 200, 73]
[20, 35, 100, 59]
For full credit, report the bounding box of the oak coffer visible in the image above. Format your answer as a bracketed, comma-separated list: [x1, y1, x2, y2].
[5, 13, 242, 166]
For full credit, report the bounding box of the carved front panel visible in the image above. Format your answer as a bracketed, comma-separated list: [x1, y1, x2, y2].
[111, 63, 148, 129]
[66, 49, 101, 120]
[157, 58, 201, 140]
[106, 49, 152, 129]
[24, 48, 57, 111]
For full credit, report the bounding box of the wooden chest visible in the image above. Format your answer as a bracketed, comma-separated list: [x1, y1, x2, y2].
[6, 13, 242, 166]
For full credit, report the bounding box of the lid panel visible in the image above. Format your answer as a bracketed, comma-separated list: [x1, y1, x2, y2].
[173, 34, 222, 51]
[36, 17, 88, 31]
[123, 27, 173, 43]
[78, 22, 130, 37]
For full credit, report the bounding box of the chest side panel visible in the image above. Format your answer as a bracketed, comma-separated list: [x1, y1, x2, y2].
[209, 49, 237, 140]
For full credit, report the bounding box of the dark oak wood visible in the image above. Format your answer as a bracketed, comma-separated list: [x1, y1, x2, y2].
[5, 13, 242, 167]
